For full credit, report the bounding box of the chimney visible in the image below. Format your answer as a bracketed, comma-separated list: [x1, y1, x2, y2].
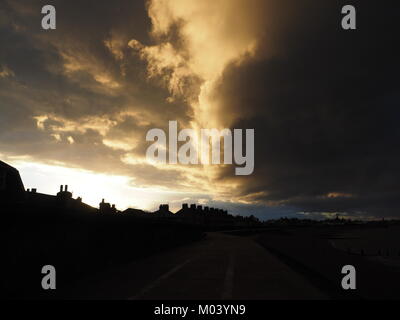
[182, 203, 188, 209]
[190, 204, 196, 210]
[31, 188, 37, 193]
[60, 185, 63, 192]
[197, 205, 203, 211]
[102, 199, 105, 203]
[65, 185, 68, 192]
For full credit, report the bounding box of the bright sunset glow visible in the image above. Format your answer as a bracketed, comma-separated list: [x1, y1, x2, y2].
[8, 159, 198, 211]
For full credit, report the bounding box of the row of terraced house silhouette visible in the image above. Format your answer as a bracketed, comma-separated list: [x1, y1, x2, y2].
[1, 160, 260, 228]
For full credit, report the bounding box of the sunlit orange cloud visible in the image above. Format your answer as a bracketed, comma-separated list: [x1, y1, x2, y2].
[134, 0, 268, 128]
[125, 0, 269, 198]
[0, 65, 15, 78]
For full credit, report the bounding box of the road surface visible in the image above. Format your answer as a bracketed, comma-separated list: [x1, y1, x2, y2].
[58, 232, 327, 300]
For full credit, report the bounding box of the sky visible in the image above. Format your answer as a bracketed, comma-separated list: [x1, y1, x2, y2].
[0, 0, 399, 220]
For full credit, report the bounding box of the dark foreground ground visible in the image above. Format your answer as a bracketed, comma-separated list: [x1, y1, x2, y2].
[1, 211, 204, 299]
[54, 232, 326, 300]
[4, 224, 399, 300]
[53, 225, 400, 300]
[255, 225, 400, 300]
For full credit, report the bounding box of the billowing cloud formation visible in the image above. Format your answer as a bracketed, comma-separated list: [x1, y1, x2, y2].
[211, 1, 400, 217]
[0, 0, 193, 188]
[131, 0, 400, 217]
[1, 0, 399, 218]
[131, 0, 271, 128]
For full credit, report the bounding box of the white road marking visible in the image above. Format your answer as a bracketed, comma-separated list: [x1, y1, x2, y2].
[221, 253, 235, 300]
[128, 258, 193, 300]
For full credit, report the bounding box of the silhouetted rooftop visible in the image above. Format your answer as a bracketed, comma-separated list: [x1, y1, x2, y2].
[0, 160, 25, 200]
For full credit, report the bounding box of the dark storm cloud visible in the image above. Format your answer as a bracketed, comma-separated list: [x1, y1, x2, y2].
[213, 0, 400, 217]
[0, 0, 190, 119]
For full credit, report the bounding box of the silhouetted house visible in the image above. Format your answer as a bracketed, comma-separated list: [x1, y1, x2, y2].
[25, 187, 56, 206]
[153, 204, 175, 220]
[123, 208, 150, 218]
[25, 183, 93, 213]
[57, 185, 72, 200]
[0, 160, 25, 201]
[175, 203, 190, 216]
[0, 160, 95, 216]
[99, 199, 117, 214]
[53, 184, 74, 208]
[203, 207, 234, 227]
[174, 203, 236, 226]
[175, 203, 205, 224]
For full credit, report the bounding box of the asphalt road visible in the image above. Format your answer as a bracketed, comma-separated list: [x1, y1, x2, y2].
[58, 232, 327, 300]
